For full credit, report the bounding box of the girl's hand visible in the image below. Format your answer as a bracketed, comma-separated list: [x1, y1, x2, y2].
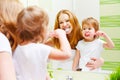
[49, 29, 66, 38]
[95, 31, 106, 38]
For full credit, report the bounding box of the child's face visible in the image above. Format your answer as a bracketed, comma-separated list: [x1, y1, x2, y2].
[82, 24, 96, 41]
[58, 13, 73, 34]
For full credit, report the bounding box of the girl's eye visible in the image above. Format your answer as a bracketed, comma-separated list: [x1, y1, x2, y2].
[88, 28, 91, 30]
[83, 28, 86, 30]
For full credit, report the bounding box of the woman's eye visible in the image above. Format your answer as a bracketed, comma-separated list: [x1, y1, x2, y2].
[59, 22, 63, 24]
[66, 20, 69, 22]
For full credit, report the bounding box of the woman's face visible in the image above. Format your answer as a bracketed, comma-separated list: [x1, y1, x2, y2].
[58, 13, 73, 34]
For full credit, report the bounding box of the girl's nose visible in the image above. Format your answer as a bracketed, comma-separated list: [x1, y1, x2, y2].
[86, 28, 90, 31]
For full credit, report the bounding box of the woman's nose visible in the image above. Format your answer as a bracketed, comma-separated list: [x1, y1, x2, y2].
[63, 22, 67, 26]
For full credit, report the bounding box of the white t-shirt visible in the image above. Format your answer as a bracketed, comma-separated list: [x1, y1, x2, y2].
[76, 39, 104, 72]
[13, 43, 52, 80]
[51, 49, 76, 70]
[0, 32, 12, 54]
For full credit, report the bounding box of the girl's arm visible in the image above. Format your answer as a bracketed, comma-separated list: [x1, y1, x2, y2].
[96, 31, 114, 49]
[48, 29, 71, 60]
[72, 49, 80, 71]
[0, 52, 16, 80]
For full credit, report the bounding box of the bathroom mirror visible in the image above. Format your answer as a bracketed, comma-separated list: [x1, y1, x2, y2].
[19, 0, 120, 73]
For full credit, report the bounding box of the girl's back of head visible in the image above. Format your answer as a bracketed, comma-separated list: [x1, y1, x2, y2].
[16, 6, 49, 44]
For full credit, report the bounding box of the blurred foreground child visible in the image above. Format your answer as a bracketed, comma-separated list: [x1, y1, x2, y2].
[13, 6, 71, 80]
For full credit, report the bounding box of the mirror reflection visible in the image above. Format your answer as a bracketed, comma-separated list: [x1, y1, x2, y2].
[7, 0, 120, 79]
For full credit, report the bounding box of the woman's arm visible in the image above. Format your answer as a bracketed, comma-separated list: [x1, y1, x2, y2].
[0, 52, 16, 80]
[44, 38, 54, 47]
[72, 49, 80, 71]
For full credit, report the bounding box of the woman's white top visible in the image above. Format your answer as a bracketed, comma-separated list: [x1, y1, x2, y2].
[0, 32, 12, 54]
[13, 43, 52, 80]
[76, 39, 104, 72]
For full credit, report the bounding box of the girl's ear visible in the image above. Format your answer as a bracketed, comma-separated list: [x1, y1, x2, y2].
[94, 32, 99, 39]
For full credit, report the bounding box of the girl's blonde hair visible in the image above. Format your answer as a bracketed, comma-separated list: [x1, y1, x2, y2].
[0, 0, 23, 51]
[82, 17, 99, 39]
[53, 9, 83, 49]
[82, 17, 99, 32]
[16, 6, 49, 44]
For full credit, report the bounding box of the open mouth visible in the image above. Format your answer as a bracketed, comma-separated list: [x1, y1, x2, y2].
[85, 32, 90, 37]
[64, 27, 70, 33]
[65, 28, 70, 32]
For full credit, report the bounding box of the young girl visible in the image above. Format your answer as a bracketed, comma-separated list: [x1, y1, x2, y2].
[72, 17, 114, 72]
[13, 6, 71, 80]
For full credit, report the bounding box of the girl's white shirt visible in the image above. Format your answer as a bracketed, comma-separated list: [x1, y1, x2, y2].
[13, 43, 52, 80]
[51, 49, 76, 70]
[76, 39, 104, 72]
[0, 32, 12, 55]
